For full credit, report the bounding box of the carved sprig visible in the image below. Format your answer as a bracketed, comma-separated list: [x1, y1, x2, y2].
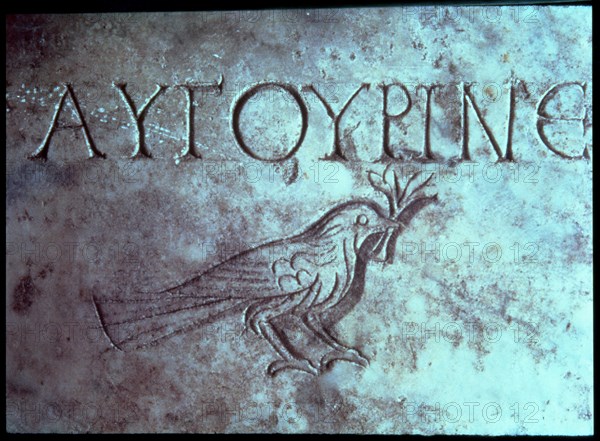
[368, 164, 438, 264]
[367, 163, 436, 220]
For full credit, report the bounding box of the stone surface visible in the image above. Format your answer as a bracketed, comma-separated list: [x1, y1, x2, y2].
[5, 6, 593, 434]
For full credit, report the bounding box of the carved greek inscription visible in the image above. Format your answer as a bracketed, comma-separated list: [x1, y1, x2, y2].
[114, 83, 168, 159]
[380, 82, 412, 161]
[461, 81, 516, 161]
[29, 83, 105, 161]
[303, 83, 370, 161]
[232, 82, 308, 162]
[27, 77, 590, 163]
[536, 82, 588, 159]
[175, 75, 223, 160]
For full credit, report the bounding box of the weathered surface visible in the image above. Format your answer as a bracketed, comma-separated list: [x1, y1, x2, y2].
[6, 7, 592, 434]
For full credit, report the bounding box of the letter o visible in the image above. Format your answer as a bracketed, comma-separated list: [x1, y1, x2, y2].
[232, 83, 308, 162]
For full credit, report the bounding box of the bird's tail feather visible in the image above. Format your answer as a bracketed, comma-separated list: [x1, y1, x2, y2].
[92, 291, 251, 351]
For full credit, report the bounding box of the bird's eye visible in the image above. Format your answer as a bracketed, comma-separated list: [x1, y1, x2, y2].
[355, 214, 369, 226]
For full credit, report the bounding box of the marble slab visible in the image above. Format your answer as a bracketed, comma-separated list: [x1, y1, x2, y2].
[5, 6, 593, 434]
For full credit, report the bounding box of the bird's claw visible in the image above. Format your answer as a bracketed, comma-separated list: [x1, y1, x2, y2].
[320, 348, 370, 372]
[267, 358, 319, 377]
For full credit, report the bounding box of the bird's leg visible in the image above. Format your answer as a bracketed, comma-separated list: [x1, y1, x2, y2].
[248, 298, 318, 376]
[257, 320, 318, 376]
[303, 311, 349, 350]
[302, 311, 369, 371]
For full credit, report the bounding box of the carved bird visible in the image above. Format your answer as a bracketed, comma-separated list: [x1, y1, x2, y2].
[93, 168, 437, 376]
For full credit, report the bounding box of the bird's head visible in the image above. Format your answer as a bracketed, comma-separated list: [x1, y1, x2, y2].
[320, 203, 400, 263]
[305, 168, 438, 265]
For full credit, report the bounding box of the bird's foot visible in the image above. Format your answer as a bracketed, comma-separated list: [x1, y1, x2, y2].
[320, 348, 370, 372]
[267, 358, 319, 377]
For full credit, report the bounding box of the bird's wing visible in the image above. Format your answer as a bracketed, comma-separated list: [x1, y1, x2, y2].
[271, 247, 320, 293]
[94, 239, 339, 350]
[100, 239, 325, 327]
[93, 239, 316, 348]
[161, 239, 319, 300]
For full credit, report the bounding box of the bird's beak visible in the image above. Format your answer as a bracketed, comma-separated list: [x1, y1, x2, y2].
[371, 218, 400, 263]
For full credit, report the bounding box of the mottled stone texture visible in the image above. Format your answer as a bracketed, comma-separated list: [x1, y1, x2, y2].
[6, 7, 592, 434]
